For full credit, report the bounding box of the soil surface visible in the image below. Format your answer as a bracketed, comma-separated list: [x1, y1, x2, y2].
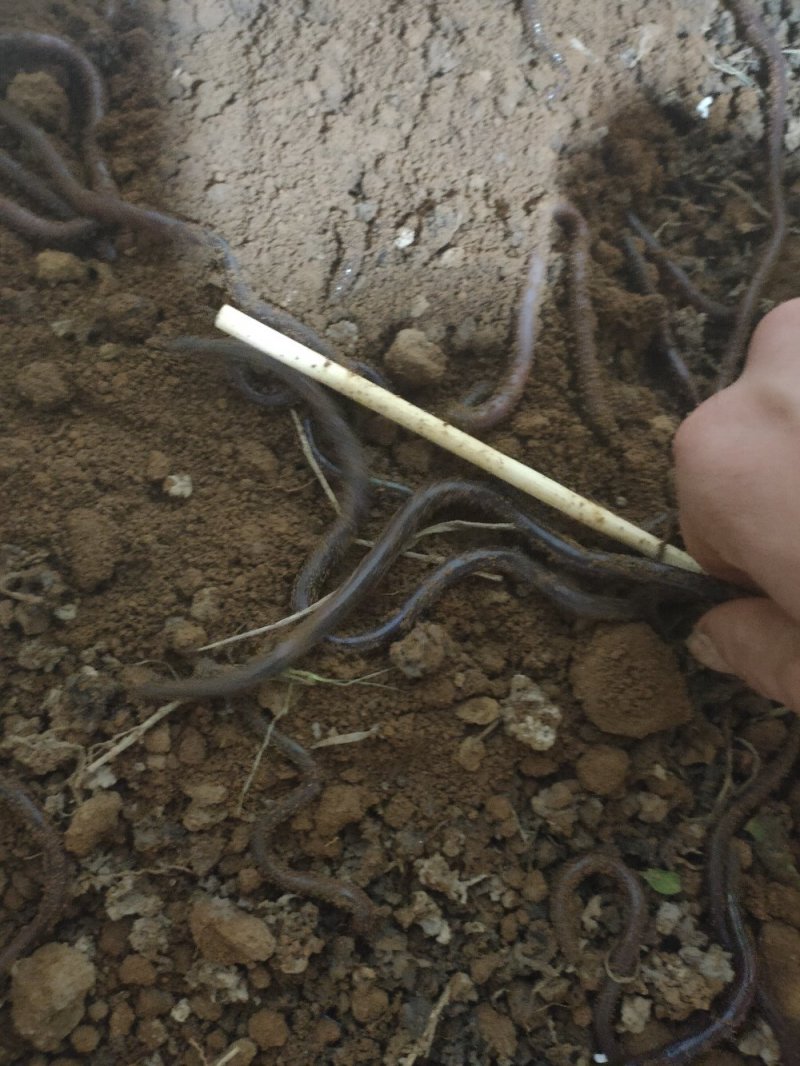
[2, 1, 800, 1064]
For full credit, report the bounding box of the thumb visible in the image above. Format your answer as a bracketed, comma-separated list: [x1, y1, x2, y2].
[687, 598, 800, 711]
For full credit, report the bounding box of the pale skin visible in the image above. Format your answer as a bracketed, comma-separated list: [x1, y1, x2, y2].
[675, 298, 800, 712]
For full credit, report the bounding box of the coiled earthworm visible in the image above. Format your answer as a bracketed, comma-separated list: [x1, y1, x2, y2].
[553, 201, 618, 438]
[551, 852, 649, 1056]
[551, 851, 756, 1065]
[446, 252, 546, 434]
[242, 705, 378, 936]
[715, 0, 788, 390]
[0, 31, 115, 195]
[622, 233, 700, 408]
[0, 778, 69, 978]
[0, 95, 193, 241]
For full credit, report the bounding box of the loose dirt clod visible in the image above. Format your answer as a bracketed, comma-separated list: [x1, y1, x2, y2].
[571, 623, 693, 737]
[11, 943, 96, 1051]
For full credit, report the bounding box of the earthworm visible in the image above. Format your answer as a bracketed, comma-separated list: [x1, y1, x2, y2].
[618, 860, 756, 1066]
[167, 337, 371, 620]
[0, 39, 356, 361]
[0, 148, 86, 221]
[242, 705, 378, 936]
[551, 851, 756, 1065]
[301, 415, 413, 498]
[228, 350, 412, 496]
[0, 192, 97, 247]
[706, 715, 800, 1064]
[137, 468, 732, 702]
[293, 478, 734, 613]
[202, 232, 340, 361]
[550, 852, 649, 1056]
[327, 545, 640, 652]
[0, 778, 70, 978]
[553, 201, 618, 438]
[622, 233, 699, 407]
[625, 213, 733, 323]
[447, 252, 546, 433]
[0, 31, 115, 195]
[715, 0, 788, 390]
[0, 96, 192, 241]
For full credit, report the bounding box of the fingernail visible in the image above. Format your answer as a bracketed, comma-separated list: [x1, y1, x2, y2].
[686, 630, 733, 674]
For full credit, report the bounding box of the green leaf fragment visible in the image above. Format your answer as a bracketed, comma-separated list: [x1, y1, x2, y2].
[641, 868, 682, 895]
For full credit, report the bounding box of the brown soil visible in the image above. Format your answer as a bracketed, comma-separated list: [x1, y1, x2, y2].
[2, 1, 800, 1064]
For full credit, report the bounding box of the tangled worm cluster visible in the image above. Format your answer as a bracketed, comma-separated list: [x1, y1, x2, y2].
[0, 4, 795, 1063]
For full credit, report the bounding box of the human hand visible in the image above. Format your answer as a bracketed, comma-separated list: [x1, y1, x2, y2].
[674, 298, 800, 711]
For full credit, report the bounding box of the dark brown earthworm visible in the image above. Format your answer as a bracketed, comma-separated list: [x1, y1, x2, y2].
[327, 545, 640, 651]
[0, 192, 97, 246]
[137, 474, 732, 705]
[551, 851, 756, 1065]
[0, 31, 115, 194]
[706, 715, 800, 1066]
[625, 212, 734, 323]
[293, 478, 734, 614]
[622, 232, 700, 407]
[715, 0, 788, 390]
[553, 201, 618, 438]
[616, 859, 756, 1065]
[551, 852, 648, 1056]
[0, 96, 192, 241]
[0, 778, 69, 977]
[447, 252, 546, 433]
[242, 706, 378, 936]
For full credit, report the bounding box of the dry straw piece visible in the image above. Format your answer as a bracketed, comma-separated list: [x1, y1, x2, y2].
[215, 304, 702, 574]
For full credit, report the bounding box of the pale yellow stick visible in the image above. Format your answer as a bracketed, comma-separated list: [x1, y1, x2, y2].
[215, 304, 702, 573]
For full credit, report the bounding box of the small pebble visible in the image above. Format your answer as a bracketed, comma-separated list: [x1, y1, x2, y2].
[314, 784, 372, 838]
[162, 473, 193, 498]
[389, 622, 450, 679]
[190, 897, 276, 965]
[165, 618, 207, 653]
[351, 983, 389, 1023]
[455, 696, 500, 726]
[248, 1008, 289, 1050]
[501, 675, 562, 751]
[394, 225, 416, 249]
[11, 944, 96, 1051]
[64, 508, 121, 592]
[384, 328, 448, 388]
[15, 360, 73, 410]
[118, 955, 157, 987]
[65, 791, 123, 856]
[576, 745, 630, 795]
[35, 251, 89, 284]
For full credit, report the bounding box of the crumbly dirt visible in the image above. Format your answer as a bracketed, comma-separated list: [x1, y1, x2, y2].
[2, 1, 800, 1064]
